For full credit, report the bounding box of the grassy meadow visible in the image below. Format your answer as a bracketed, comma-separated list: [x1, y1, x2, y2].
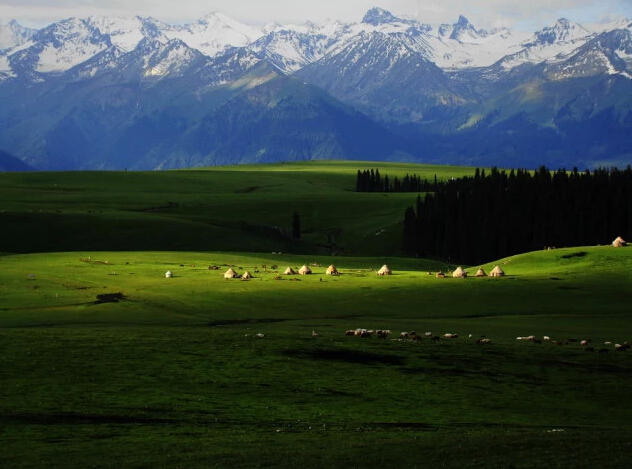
[0, 161, 475, 256]
[1, 161, 632, 467]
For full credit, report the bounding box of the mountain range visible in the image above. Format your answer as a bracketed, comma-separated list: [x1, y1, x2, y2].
[0, 8, 631, 170]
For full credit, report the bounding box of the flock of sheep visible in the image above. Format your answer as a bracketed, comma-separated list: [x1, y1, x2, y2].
[340, 329, 629, 351]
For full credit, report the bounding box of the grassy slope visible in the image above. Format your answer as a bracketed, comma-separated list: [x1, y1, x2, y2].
[1, 246, 632, 467]
[0, 161, 475, 256]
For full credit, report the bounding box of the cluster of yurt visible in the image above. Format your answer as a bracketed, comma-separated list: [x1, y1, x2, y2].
[223, 268, 254, 280]
[299, 265, 312, 275]
[439, 265, 505, 279]
[377, 265, 392, 276]
[613, 236, 628, 248]
[326, 265, 340, 276]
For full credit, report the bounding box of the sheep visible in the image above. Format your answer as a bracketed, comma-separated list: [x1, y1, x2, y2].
[256, 333, 265, 339]
[477, 338, 492, 345]
[444, 333, 458, 339]
[345, 330, 355, 336]
[376, 330, 391, 339]
[400, 332, 410, 339]
[360, 330, 372, 338]
[425, 332, 433, 337]
[604, 341, 612, 346]
[312, 330, 319, 337]
[543, 336, 551, 341]
[580, 340, 588, 347]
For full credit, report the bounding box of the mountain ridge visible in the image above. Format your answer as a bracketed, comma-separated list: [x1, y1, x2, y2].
[0, 8, 631, 170]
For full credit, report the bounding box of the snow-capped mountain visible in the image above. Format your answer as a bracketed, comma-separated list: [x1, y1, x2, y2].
[0, 7, 632, 171]
[496, 19, 594, 70]
[544, 29, 632, 80]
[85, 16, 166, 52]
[162, 12, 262, 57]
[5, 18, 111, 76]
[0, 20, 35, 51]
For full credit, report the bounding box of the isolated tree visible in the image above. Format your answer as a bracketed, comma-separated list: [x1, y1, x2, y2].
[292, 212, 301, 240]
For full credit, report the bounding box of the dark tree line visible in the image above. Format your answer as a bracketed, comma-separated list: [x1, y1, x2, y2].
[356, 169, 437, 193]
[401, 166, 632, 265]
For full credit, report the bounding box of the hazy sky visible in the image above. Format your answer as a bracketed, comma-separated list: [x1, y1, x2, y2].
[1, 0, 630, 30]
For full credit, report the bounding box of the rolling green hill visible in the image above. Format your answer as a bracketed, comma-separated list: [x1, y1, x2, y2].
[0, 161, 475, 256]
[1, 246, 631, 467]
[2, 161, 631, 467]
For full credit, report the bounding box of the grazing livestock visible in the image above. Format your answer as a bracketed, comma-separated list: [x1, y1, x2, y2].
[425, 332, 433, 337]
[605, 342, 612, 346]
[400, 332, 410, 339]
[517, 336, 536, 342]
[580, 340, 588, 347]
[544, 336, 551, 341]
[377, 330, 391, 339]
[256, 333, 265, 339]
[312, 330, 319, 337]
[444, 333, 458, 339]
[345, 330, 355, 336]
[477, 338, 492, 345]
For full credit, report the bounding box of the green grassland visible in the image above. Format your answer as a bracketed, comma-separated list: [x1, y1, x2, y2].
[1, 246, 632, 468]
[0, 161, 474, 256]
[1, 161, 632, 467]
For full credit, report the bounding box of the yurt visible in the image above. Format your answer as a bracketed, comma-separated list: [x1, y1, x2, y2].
[241, 271, 253, 280]
[475, 268, 487, 277]
[165, 271, 173, 279]
[452, 267, 467, 278]
[224, 268, 239, 279]
[377, 265, 392, 276]
[326, 265, 339, 276]
[299, 265, 312, 275]
[284, 267, 297, 275]
[613, 236, 628, 248]
[436, 271, 446, 279]
[490, 265, 505, 277]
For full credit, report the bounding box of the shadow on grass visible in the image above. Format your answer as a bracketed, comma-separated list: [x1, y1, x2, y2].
[282, 347, 405, 365]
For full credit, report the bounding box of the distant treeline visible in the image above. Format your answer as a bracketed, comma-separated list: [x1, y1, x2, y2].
[400, 167, 632, 265]
[356, 169, 436, 193]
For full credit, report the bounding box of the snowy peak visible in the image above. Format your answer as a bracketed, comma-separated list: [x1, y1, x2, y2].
[7, 18, 111, 74]
[544, 29, 632, 80]
[529, 18, 591, 46]
[164, 12, 262, 57]
[441, 15, 488, 42]
[85, 16, 166, 52]
[362, 7, 402, 26]
[0, 20, 36, 51]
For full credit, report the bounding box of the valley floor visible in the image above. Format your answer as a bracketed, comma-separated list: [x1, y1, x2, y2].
[1, 247, 632, 467]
